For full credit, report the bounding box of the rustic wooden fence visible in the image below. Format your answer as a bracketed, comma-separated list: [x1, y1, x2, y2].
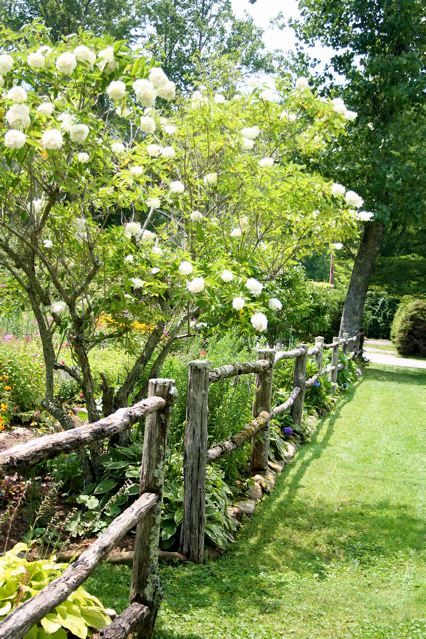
[0, 378, 176, 639]
[180, 332, 363, 562]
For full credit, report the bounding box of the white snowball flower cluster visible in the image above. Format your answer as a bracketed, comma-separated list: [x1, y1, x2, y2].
[191, 90, 208, 105]
[187, 277, 205, 293]
[31, 198, 45, 215]
[98, 47, 116, 72]
[331, 183, 346, 197]
[169, 180, 185, 194]
[37, 102, 55, 116]
[242, 137, 255, 150]
[162, 122, 177, 135]
[230, 227, 242, 238]
[74, 46, 96, 66]
[333, 242, 343, 249]
[221, 270, 234, 282]
[130, 277, 144, 289]
[345, 190, 364, 209]
[214, 93, 226, 104]
[43, 239, 53, 249]
[251, 312, 268, 332]
[141, 230, 156, 243]
[51, 301, 67, 314]
[190, 210, 203, 222]
[27, 51, 45, 70]
[6, 104, 30, 129]
[7, 86, 27, 103]
[203, 172, 217, 186]
[124, 221, 142, 239]
[357, 211, 374, 222]
[148, 67, 176, 99]
[4, 130, 26, 149]
[241, 126, 260, 140]
[133, 79, 157, 107]
[152, 246, 163, 256]
[69, 124, 89, 143]
[331, 98, 357, 121]
[42, 128, 64, 150]
[77, 152, 90, 163]
[56, 52, 77, 74]
[232, 297, 245, 311]
[259, 157, 274, 168]
[124, 254, 134, 263]
[58, 112, 76, 132]
[162, 146, 176, 159]
[107, 80, 126, 101]
[146, 197, 161, 209]
[147, 143, 162, 157]
[111, 141, 125, 155]
[179, 261, 193, 275]
[246, 278, 263, 296]
[0, 54, 14, 75]
[295, 77, 310, 90]
[268, 298, 282, 311]
[130, 165, 143, 176]
[140, 115, 156, 134]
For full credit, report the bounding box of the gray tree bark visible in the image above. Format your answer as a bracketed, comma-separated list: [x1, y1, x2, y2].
[339, 222, 384, 336]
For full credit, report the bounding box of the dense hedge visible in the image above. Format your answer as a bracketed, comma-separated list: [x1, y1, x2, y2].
[392, 299, 426, 356]
[363, 290, 400, 339]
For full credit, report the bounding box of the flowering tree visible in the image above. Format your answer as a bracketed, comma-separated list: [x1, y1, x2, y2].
[0, 23, 362, 448]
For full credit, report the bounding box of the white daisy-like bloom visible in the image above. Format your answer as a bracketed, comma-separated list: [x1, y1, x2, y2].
[56, 52, 77, 74]
[140, 230, 156, 243]
[161, 146, 176, 159]
[345, 190, 364, 209]
[130, 277, 144, 289]
[148, 67, 169, 87]
[6, 104, 30, 129]
[27, 51, 45, 70]
[4, 129, 26, 149]
[163, 123, 177, 135]
[203, 172, 218, 186]
[250, 312, 268, 332]
[69, 124, 89, 143]
[130, 165, 143, 176]
[268, 298, 282, 311]
[156, 80, 176, 100]
[147, 143, 162, 157]
[0, 53, 14, 75]
[51, 300, 67, 314]
[295, 77, 309, 90]
[140, 115, 156, 134]
[146, 197, 161, 209]
[241, 126, 260, 140]
[151, 267, 160, 274]
[111, 141, 125, 155]
[179, 261, 193, 275]
[124, 254, 134, 263]
[245, 277, 263, 296]
[133, 79, 157, 107]
[221, 270, 234, 282]
[37, 102, 55, 116]
[43, 239, 53, 249]
[333, 242, 343, 250]
[345, 109, 357, 121]
[357, 211, 374, 222]
[124, 221, 142, 239]
[170, 180, 185, 194]
[187, 277, 205, 293]
[242, 137, 255, 150]
[230, 227, 242, 238]
[232, 297, 245, 311]
[57, 112, 76, 132]
[107, 80, 126, 101]
[331, 183, 346, 197]
[74, 45, 96, 66]
[42, 128, 64, 150]
[152, 245, 163, 256]
[77, 152, 90, 163]
[7, 86, 27, 103]
[280, 110, 297, 122]
[259, 157, 274, 168]
[97, 47, 117, 72]
[190, 210, 203, 222]
[214, 93, 226, 104]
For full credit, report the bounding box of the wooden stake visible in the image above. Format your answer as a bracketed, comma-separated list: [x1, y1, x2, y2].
[290, 345, 308, 426]
[251, 349, 275, 472]
[331, 337, 340, 384]
[315, 336, 325, 374]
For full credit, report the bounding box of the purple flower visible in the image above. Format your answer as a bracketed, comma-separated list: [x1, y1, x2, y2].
[313, 379, 321, 388]
[2, 334, 14, 342]
[282, 426, 293, 437]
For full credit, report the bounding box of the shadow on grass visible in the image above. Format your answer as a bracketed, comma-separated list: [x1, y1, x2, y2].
[365, 364, 426, 385]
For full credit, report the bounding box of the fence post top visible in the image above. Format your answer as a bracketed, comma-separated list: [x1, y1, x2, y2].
[315, 336, 325, 344]
[188, 359, 211, 368]
[333, 336, 340, 343]
[147, 378, 177, 402]
[256, 347, 276, 357]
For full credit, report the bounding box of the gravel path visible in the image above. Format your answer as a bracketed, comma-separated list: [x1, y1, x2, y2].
[364, 339, 426, 369]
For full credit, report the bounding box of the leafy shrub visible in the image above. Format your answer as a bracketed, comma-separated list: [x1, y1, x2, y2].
[0, 337, 44, 417]
[363, 290, 400, 339]
[393, 300, 426, 356]
[391, 296, 422, 342]
[0, 543, 111, 638]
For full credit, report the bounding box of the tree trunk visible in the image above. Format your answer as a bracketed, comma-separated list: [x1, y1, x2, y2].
[339, 222, 384, 336]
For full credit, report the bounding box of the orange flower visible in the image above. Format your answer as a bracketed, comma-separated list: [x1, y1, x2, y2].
[3, 386, 12, 391]
[0, 403, 7, 412]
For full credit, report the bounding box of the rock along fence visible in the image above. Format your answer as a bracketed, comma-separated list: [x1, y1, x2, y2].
[180, 332, 363, 562]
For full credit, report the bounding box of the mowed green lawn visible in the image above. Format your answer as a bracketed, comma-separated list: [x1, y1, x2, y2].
[88, 365, 426, 639]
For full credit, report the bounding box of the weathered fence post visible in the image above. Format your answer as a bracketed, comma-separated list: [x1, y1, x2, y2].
[342, 331, 349, 356]
[331, 337, 340, 384]
[251, 349, 275, 472]
[131, 378, 176, 638]
[290, 344, 308, 426]
[180, 360, 210, 563]
[315, 336, 324, 373]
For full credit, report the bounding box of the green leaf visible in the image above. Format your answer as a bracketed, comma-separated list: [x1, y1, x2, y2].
[93, 479, 117, 494]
